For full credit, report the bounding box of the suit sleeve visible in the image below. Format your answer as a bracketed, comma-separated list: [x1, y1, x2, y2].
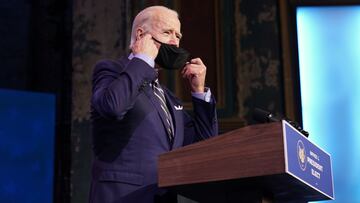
[91, 58, 157, 119]
[183, 95, 218, 145]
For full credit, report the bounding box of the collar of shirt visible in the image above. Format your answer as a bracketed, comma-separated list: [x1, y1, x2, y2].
[128, 53, 155, 68]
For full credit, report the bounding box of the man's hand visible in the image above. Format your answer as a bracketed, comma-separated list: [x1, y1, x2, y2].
[181, 58, 206, 93]
[132, 34, 158, 59]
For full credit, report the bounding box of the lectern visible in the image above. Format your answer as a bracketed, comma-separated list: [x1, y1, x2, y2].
[158, 121, 334, 202]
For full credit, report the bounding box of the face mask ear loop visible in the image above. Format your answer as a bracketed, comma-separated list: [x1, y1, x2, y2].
[152, 37, 178, 48]
[152, 37, 163, 44]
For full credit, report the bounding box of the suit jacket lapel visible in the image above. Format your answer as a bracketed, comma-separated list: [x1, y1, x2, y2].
[143, 86, 173, 142]
[122, 57, 170, 133]
[123, 56, 175, 146]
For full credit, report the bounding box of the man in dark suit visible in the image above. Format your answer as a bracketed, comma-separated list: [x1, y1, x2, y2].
[89, 5, 218, 203]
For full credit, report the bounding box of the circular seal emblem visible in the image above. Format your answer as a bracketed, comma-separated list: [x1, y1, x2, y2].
[297, 140, 307, 171]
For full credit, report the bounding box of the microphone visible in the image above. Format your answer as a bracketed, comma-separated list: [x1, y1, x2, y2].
[252, 108, 309, 137]
[253, 108, 281, 123]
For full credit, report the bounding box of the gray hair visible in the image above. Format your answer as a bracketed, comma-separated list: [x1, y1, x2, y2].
[129, 6, 179, 49]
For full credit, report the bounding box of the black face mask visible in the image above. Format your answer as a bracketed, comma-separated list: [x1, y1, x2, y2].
[153, 37, 191, 70]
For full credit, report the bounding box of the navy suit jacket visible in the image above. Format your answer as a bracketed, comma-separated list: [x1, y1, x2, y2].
[89, 56, 218, 203]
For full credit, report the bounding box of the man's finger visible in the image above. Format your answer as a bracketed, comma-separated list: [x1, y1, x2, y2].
[190, 58, 203, 65]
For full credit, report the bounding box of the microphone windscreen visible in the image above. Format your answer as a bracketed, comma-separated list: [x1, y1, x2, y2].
[253, 108, 271, 123]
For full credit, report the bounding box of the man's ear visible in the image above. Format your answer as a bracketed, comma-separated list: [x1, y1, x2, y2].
[135, 27, 144, 40]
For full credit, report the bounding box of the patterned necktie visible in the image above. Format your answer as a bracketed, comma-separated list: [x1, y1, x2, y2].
[152, 79, 174, 142]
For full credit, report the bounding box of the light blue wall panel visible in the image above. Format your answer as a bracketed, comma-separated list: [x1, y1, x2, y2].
[297, 6, 360, 202]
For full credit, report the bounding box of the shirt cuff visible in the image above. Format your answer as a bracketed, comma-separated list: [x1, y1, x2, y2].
[128, 53, 155, 68]
[192, 87, 212, 102]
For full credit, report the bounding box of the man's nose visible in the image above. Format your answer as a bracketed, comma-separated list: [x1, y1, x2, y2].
[168, 34, 179, 47]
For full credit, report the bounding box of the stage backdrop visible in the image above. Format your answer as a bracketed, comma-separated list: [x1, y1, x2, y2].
[297, 5, 360, 202]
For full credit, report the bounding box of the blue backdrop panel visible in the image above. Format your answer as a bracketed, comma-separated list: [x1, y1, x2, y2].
[0, 89, 55, 203]
[297, 6, 360, 202]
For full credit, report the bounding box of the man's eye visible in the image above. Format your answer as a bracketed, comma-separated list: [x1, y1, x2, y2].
[164, 31, 170, 35]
